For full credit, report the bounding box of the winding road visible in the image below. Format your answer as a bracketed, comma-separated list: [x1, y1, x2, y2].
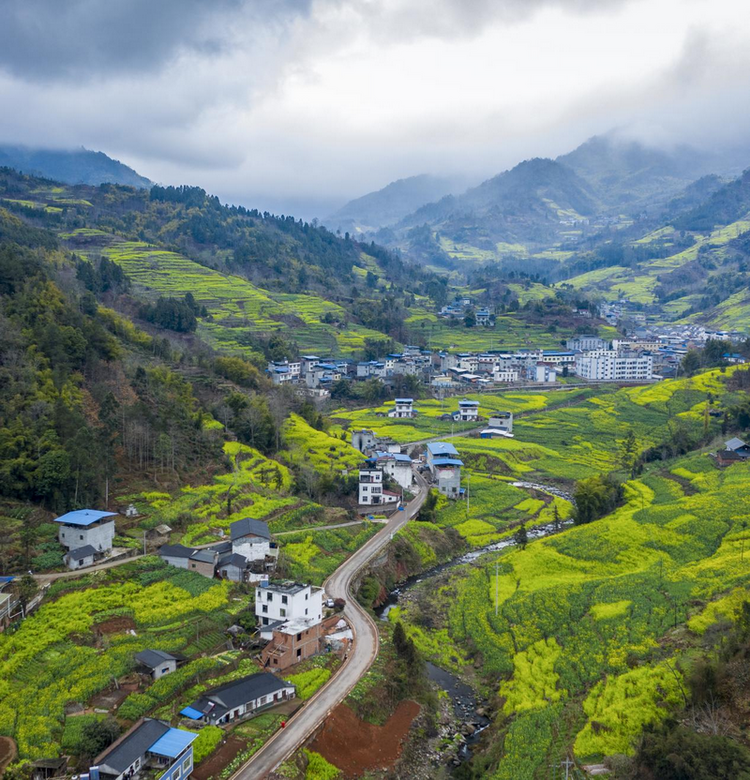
[231, 470, 429, 779]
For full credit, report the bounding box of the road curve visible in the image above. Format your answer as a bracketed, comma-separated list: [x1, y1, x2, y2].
[231, 470, 429, 780]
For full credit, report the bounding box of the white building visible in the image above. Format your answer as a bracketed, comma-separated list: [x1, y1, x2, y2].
[567, 335, 607, 351]
[230, 518, 273, 563]
[255, 581, 324, 636]
[54, 509, 116, 554]
[492, 367, 520, 383]
[576, 353, 654, 381]
[475, 308, 491, 326]
[453, 399, 480, 422]
[488, 412, 513, 433]
[372, 451, 413, 490]
[358, 467, 399, 506]
[388, 398, 416, 418]
[541, 351, 576, 366]
[529, 364, 557, 384]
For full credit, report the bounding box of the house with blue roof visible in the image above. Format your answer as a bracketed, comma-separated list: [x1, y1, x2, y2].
[425, 442, 463, 498]
[54, 509, 117, 564]
[90, 717, 196, 780]
[371, 450, 414, 490]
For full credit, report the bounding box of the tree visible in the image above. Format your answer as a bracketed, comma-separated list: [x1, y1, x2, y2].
[76, 718, 121, 761]
[17, 573, 37, 607]
[514, 525, 528, 549]
[573, 473, 624, 525]
[681, 350, 701, 377]
[620, 429, 640, 478]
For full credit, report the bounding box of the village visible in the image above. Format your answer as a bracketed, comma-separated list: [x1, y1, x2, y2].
[266, 296, 747, 396]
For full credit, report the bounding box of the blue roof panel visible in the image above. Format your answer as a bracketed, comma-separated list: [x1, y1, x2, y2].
[180, 706, 205, 720]
[426, 442, 459, 457]
[148, 728, 197, 758]
[54, 509, 117, 527]
[432, 457, 464, 467]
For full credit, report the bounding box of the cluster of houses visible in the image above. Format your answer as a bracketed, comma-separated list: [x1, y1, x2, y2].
[439, 296, 492, 326]
[158, 517, 278, 585]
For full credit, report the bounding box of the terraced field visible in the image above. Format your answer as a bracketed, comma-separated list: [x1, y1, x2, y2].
[70, 235, 388, 355]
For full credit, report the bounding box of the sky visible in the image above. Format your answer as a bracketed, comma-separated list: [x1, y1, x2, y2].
[0, 0, 749, 219]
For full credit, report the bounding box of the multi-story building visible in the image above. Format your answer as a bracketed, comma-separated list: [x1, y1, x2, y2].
[475, 309, 491, 326]
[388, 398, 416, 418]
[492, 367, 520, 383]
[528, 363, 557, 383]
[370, 451, 413, 490]
[575, 353, 654, 381]
[425, 442, 463, 498]
[358, 467, 399, 505]
[54, 509, 117, 557]
[488, 411, 513, 433]
[255, 581, 324, 635]
[453, 399, 480, 422]
[260, 618, 323, 670]
[567, 335, 607, 351]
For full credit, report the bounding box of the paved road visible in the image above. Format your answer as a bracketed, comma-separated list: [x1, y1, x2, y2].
[231, 470, 429, 780]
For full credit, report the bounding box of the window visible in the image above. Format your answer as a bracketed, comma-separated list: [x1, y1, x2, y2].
[262, 605, 268, 613]
[304, 608, 308, 616]
[79, 534, 84, 540]
[267, 593, 273, 602]
[273, 658, 278, 665]
[281, 595, 288, 604]
[305, 593, 308, 600]
[161, 667, 169, 674]
[280, 608, 286, 617]
[296, 633, 302, 640]
[263, 617, 268, 625]
[297, 649, 302, 658]
[182, 756, 192, 773]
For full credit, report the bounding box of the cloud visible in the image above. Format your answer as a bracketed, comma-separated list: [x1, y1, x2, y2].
[0, 0, 312, 81]
[0, 0, 748, 220]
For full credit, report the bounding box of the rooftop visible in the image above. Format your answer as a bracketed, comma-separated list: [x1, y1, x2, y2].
[426, 442, 459, 457]
[183, 672, 293, 721]
[54, 509, 117, 527]
[230, 517, 271, 541]
[135, 649, 178, 669]
[94, 718, 170, 775]
[260, 581, 309, 595]
[67, 544, 97, 560]
[148, 728, 197, 759]
[432, 457, 464, 467]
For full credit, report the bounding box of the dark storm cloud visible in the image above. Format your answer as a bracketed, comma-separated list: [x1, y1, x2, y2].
[0, 0, 311, 81]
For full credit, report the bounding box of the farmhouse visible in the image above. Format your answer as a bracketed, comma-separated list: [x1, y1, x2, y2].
[157, 545, 217, 578]
[358, 466, 399, 506]
[64, 544, 97, 570]
[54, 509, 116, 556]
[370, 451, 413, 490]
[425, 442, 463, 498]
[255, 581, 324, 636]
[181, 672, 295, 726]
[488, 411, 513, 433]
[388, 398, 416, 418]
[260, 617, 323, 670]
[453, 399, 480, 422]
[230, 517, 273, 563]
[135, 650, 180, 680]
[91, 718, 196, 780]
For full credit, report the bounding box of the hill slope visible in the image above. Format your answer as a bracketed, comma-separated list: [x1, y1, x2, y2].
[0, 144, 151, 188]
[325, 174, 456, 234]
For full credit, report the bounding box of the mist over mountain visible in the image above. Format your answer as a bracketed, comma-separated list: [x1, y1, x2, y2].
[0, 144, 151, 188]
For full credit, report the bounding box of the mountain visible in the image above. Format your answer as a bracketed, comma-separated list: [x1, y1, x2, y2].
[0, 144, 151, 188]
[325, 174, 457, 234]
[388, 157, 599, 266]
[557, 134, 733, 212]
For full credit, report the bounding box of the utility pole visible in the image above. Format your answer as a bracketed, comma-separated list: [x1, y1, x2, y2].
[550, 758, 575, 780]
[466, 471, 471, 518]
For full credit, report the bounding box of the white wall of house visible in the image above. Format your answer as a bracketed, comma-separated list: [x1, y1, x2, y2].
[58, 520, 115, 552]
[233, 536, 271, 562]
[255, 584, 323, 625]
[152, 659, 178, 679]
[160, 554, 190, 569]
[437, 467, 461, 497]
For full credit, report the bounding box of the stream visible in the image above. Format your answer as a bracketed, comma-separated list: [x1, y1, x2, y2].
[375, 480, 575, 762]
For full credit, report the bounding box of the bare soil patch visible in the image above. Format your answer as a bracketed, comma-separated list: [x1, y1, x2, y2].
[309, 700, 421, 778]
[191, 734, 245, 780]
[94, 616, 135, 635]
[0, 736, 17, 774]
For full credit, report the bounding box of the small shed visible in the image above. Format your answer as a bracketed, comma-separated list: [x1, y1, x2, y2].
[135, 649, 179, 680]
[65, 544, 97, 570]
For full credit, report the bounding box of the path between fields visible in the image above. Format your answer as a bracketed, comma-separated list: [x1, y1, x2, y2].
[230, 470, 429, 780]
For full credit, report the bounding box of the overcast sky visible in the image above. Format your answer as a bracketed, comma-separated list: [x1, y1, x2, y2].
[1, 0, 749, 218]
